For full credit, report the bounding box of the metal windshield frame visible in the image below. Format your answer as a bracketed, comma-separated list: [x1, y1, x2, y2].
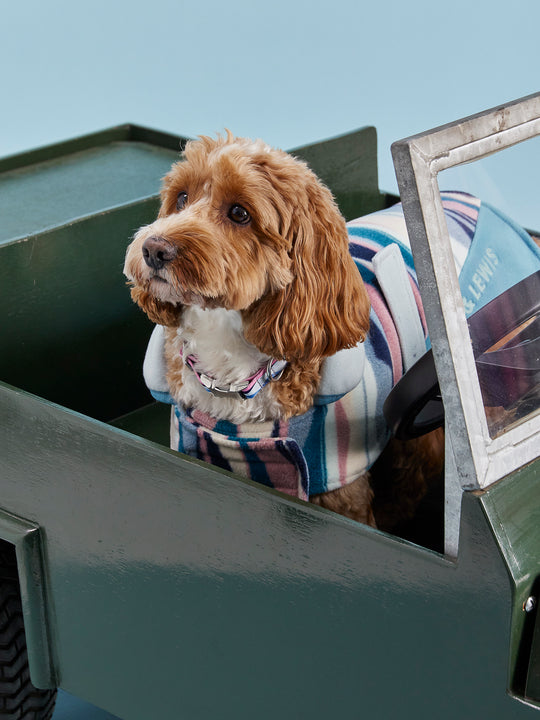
[391, 92, 540, 492]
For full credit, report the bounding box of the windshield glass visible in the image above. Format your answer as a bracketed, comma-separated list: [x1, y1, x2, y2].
[468, 270, 540, 437]
[439, 139, 540, 440]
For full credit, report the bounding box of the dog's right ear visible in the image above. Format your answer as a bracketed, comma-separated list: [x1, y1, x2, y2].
[130, 286, 183, 327]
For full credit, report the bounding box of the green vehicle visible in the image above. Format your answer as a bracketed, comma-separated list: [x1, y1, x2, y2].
[0, 94, 539, 720]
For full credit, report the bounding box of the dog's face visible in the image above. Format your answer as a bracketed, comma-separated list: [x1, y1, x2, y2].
[124, 133, 370, 361]
[124, 135, 296, 312]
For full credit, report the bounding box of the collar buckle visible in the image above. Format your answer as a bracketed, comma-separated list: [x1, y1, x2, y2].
[199, 373, 247, 401]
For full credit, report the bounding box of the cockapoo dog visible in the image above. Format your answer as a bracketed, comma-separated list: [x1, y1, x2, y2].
[124, 132, 445, 530]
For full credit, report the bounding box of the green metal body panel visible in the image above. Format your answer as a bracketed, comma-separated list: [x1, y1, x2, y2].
[0, 124, 186, 422]
[290, 126, 388, 219]
[0, 124, 538, 718]
[482, 463, 540, 704]
[1, 385, 538, 719]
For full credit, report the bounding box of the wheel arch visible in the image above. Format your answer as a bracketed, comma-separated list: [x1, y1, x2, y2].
[0, 511, 57, 690]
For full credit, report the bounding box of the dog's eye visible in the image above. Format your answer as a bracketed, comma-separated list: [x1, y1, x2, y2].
[228, 204, 251, 225]
[176, 191, 188, 211]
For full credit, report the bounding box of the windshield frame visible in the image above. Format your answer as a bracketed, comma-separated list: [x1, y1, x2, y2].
[392, 93, 540, 490]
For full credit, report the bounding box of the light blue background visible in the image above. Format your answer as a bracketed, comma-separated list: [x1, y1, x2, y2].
[1, 1, 538, 717]
[1, 0, 539, 227]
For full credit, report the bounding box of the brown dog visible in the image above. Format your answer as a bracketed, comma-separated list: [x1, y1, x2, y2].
[124, 132, 443, 531]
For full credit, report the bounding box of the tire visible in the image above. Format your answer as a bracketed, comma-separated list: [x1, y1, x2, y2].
[0, 543, 57, 720]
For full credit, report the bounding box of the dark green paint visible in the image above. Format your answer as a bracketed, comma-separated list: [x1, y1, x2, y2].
[0, 142, 179, 244]
[0, 124, 185, 422]
[0, 124, 538, 718]
[527, 598, 540, 701]
[481, 462, 540, 705]
[0, 201, 160, 420]
[0, 124, 185, 175]
[109, 401, 170, 446]
[291, 126, 394, 219]
[2, 384, 538, 719]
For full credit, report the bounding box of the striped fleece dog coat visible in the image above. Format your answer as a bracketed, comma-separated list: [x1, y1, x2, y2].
[144, 192, 540, 501]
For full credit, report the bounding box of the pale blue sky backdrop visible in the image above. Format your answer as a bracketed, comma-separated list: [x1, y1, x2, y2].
[2, 0, 539, 225]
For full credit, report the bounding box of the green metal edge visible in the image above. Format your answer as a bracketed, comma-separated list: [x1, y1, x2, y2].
[0, 124, 188, 174]
[0, 509, 56, 689]
[480, 459, 540, 705]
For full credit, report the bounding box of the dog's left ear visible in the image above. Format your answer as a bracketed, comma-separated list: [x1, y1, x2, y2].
[244, 171, 370, 362]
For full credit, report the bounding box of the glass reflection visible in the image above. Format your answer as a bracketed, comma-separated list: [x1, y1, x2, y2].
[467, 270, 540, 437]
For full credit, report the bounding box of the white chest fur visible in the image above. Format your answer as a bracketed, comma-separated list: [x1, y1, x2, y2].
[169, 306, 283, 423]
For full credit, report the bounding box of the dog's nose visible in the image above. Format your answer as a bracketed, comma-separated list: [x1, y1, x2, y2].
[142, 236, 177, 270]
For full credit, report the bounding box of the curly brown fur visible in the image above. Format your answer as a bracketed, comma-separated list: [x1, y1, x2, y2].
[129, 286, 183, 327]
[311, 476, 376, 527]
[268, 359, 324, 418]
[310, 429, 445, 531]
[370, 428, 445, 532]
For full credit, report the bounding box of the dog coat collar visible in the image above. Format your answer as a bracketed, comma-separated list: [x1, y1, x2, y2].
[180, 344, 287, 400]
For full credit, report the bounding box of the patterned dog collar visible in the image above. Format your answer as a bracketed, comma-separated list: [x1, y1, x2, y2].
[181, 344, 287, 401]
